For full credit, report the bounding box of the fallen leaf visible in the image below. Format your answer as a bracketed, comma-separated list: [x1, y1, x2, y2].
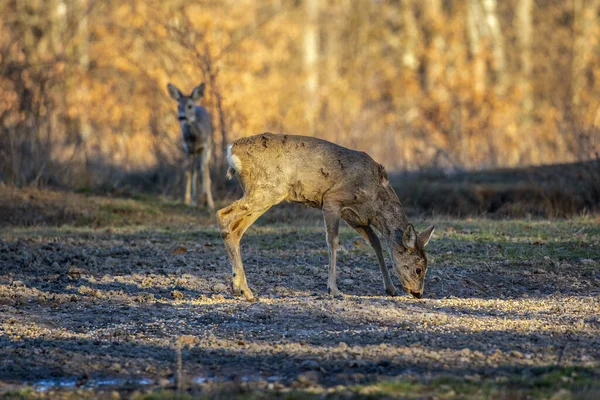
[172, 246, 187, 255]
[178, 335, 197, 345]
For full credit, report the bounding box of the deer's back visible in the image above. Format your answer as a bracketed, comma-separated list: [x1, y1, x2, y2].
[230, 133, 387, 208]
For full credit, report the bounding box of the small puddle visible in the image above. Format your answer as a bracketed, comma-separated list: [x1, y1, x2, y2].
[34, 378, 78, 391]
[193, 375, 281, 384]
[33, 377, 153, 392]
[33, 375, 280, 391]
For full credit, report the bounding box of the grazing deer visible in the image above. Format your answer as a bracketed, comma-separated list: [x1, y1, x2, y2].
[167, 82, 214, 210]
[217, 133, 434, 301]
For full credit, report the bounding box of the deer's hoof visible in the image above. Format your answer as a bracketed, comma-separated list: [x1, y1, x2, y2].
[241, 289, 257, 302]
[233, 286, 256, 302]
[327, 287, 344, 299]
[385, 286, 399, 296]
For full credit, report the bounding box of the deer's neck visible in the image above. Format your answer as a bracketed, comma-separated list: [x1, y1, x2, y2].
[372, 186, 410, 238]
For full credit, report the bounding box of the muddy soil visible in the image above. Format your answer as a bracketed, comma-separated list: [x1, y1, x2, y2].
[0, 188, 599, 396]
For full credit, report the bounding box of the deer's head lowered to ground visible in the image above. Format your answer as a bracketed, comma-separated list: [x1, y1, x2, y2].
[389, 224, 435, 298]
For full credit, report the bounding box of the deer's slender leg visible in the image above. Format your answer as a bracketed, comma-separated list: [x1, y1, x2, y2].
[191, 154, 199, 207]
[323, 204, 342, 298]
[351, 224, 398, 296]
[196, 151, 204, 207]
[200, 146, 214, 210]
[217, 198, 273, 301]
[184, 154, 194, 206]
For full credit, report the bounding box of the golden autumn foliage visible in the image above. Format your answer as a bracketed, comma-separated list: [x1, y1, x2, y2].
[0, 0, 599, 189]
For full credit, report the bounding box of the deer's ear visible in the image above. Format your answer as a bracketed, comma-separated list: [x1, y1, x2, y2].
[190, 83, 206, 101]
[402, 224, 417, 250]
[167, 83, 182, 100]
[418, 225, 435, 247]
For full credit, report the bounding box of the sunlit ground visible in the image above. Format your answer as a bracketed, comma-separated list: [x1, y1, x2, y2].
[0, 191, 599, 399]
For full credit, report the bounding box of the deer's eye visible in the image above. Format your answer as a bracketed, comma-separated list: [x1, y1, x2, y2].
[416, 268, 422, 275]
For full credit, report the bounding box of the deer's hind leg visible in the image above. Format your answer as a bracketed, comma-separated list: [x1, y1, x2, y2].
[191, 154, 199, 207]
[217, 196, 275, 301]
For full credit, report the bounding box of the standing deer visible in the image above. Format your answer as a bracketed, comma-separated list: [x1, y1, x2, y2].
[217, 133, 434, 301]
[167, 82, 214, 210]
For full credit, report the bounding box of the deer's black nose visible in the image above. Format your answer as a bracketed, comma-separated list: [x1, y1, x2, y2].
[410, 291, 422, 299]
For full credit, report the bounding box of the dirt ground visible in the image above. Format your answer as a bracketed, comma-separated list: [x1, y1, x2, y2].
[0, 187, 599, 399]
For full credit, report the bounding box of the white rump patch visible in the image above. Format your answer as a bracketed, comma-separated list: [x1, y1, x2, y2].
[226, 144, 242, 177]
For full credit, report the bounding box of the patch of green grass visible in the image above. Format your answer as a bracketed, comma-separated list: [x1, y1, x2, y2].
[100, 200, 161, 216]
[137, 392, 195, 400]
[428, 218, 599, 264]
[135, 389, 319, 400]
[0, 387, 38, 399]
[74, 186, 92, 195]
[354, 366, 600, 399]
[72, 199, 163, 227]
[68, 195, 216, 228]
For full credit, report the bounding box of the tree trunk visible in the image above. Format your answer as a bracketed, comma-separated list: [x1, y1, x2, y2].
[571, 0, 600, 157]
[422, 0, 445, 92]
[304, 0, 319, 134]
[481, 0, 506, 95]
[401, 0, 420, 71]
[517, 0, 533, 116]
[67, 0, 91, 144]
[466, 0, 486, 96]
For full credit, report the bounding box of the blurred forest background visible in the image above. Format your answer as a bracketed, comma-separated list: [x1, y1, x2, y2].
[0, 0, 599, 214]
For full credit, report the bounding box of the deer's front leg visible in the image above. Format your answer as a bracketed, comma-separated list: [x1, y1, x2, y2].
[354, 225, 398, 296]
[184, 154, 194, 206]
[200, 148, 214, 211]
[323, 205, 342, 298]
